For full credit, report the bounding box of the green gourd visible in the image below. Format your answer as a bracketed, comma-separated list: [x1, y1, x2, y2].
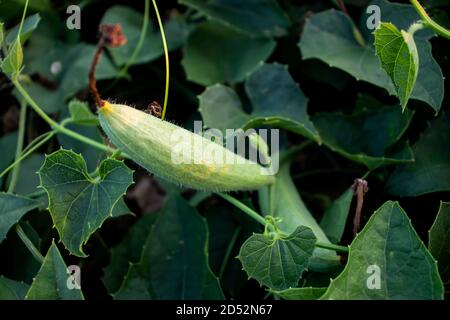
[98, 102, 275, 191]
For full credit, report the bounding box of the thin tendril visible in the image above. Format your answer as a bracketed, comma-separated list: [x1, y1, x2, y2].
[152, 0, 170, 120]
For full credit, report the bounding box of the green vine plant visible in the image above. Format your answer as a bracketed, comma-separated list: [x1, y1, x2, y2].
[373, 0, 450, 111]
[0, 0, 345, 294]
[0, 0, 446, 300]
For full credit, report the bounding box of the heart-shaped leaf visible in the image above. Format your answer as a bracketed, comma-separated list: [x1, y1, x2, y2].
[374, 23, 419, 111]
[321, 201, 444, 300]
[238, 225, 316, 291]
[0, 193, 40, 243]
[259, 161, 340, 272]
[26, 242, 84, 300]
[38, 149, 133, 257]
[199, 63, 320, 142]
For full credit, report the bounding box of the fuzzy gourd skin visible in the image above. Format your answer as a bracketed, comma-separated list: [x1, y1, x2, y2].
[98, 102, 275, 191]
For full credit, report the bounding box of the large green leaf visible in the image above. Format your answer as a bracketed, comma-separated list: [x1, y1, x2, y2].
[374, 23, 419, 111]
[0, 276, 29, 300]
[103, 213, 158, 295]
[271, 287, 327, 300]
[101, 6, 190, 67]
[0, 193, 40, 242]
[26, 242, 84, 300]
[320, 188, 354, 244]
[179, 0, 290, 37]
[387, 113, 450, 196]
[115, 195, 223, 300]
[321, 201, 444, 299]
[38, 149, 134, 257]
[298, 0, 444, 113]
[199, 63, 320, 142]
[182, 21, 276, 86]
[259, 162, 340, 272]
[238, 225, 316, 291]
[429, 202, 450, 283]
[313, 105, 414, 169]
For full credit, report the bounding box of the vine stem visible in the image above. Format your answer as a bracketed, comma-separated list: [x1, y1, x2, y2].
[409, 0, 450, 40]
[12, 79, 117, 155]
[119, 0, 149, 78]
[7, 101, 27, 193]
[216, 193, 349, 253]
[15, 224, 44, 264]
[152, 0, 170, 120]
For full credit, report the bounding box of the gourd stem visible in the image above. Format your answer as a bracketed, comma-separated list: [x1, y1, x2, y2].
[217, 193, 349, 253]
[152, 0, 170, 120]
[12, 79, 118, 155]
[7, 101, 27, 193]
[217, 192, 267, 226]
[409, 0, 450, 40]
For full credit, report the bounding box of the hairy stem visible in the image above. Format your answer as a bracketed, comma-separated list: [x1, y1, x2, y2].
[118, 0, 150, 78]
[13, 79, 117, 154]
[217, 193, 349, 253]
[409, 0, 450, 40]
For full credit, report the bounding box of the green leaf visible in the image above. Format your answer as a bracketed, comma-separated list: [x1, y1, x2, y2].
[103, 213, 158, 295]
[271, 287, 327, 300]
[320, 188, 354, 244]
[313, 105, 414, 169]
[115, 195, 223, 300]
[259, 162, 340, 272]
[26, 242, 84, 300]
[182, 21, 276, 86]
[429, 202, 450, 283]
[199, 63, 320, 142]
[1, 39, 23, 75]
[0, 276, 29, 300]
[387, 113, 450, 196]
[101, 6, 190, 67]
[298, 0, 444, 113]
[5, 13, 41, 45]
[179, 0, 290, 37]
[111, 198, 133, 218]
[38, 149, 134, 257]
[238, 225, 316, 291]
[0, 193, 40, 242]
[374, 23, 419, 111]
[321, 201, 444, 300]
[68, 100, 99, 126]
